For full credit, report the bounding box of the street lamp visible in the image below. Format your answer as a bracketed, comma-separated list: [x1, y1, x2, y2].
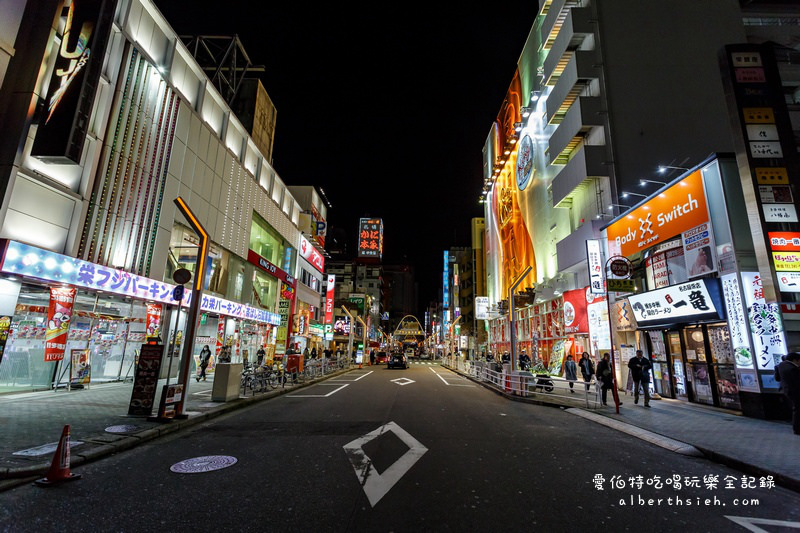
[621, 191, 647, 199]
[340, 305, 355, 363]
[639, 178, 667, 187]
[356, 316, 368, 365]
[657, 165, 688, 174]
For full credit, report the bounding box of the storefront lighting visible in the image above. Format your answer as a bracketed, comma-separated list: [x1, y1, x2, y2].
[504, 149, 510, 155]
[621, 192, 646, 199]
[657, 165, 688, 174]
[510, 138, 517, 144]
[530, 90, 541, 102]
[514, 122, 523, 132]
[43, 257, 57, 270]
[521, 106, 533, 118]
[640, 178, 666, 187]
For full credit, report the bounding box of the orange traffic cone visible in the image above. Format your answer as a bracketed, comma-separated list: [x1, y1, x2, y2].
[35, 425, 81, 486]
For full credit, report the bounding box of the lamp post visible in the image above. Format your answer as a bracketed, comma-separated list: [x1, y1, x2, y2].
[356, 316, 368, 365]
[340, 305, 355, 363]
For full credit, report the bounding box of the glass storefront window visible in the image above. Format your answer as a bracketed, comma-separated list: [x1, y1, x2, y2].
[250, 211, 289, 268]
[253, 271, 278, 311]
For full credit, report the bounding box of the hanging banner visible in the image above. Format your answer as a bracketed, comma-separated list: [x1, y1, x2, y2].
[276, 299, 291, 353]
[145, 303, 162, 341]
[562, 289, 589, 334]
[586, 240, 604, 295]
[45, 287, 77, 362]
[741, 272, 787, 372]
[587, 298, 610, 355]
[215, 317, 225, 357]
[325, 275, 335, 325]
[721, 274, 755, 371]
[683, 222, 718, 278]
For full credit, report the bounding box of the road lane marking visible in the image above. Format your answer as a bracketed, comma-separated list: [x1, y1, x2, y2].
[331, 370, 374, 382]
[289, 383, 349, 398]
[429, 367, 475, 387]
[390, 378, 415, 386]
[192, 389, 212, 396]
[343, 421, 428, 507]
[725, 516, 800, 532]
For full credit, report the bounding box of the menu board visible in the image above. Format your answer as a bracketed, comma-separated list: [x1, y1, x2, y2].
[127, 344, 163, 416]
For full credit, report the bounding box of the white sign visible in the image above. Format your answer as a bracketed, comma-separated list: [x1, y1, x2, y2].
[721, 274, 754, 370]
[763, 204, 798, 222]
[475, 296, 489, 320]
[586, 240, 604, 295]
[627, 280, 719, 325]
[299, 234, 325, 273]
[777, 272, 800, 293]
[749, 141, 783, 158]
[683, 222, 717, 278]
[741, 272, 787, 371]
[587, 299, 610, 354]
[646, 252, 670, 289]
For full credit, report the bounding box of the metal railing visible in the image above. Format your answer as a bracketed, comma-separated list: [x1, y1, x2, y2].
[241, 356, 351, 396]
[443, 357, 604, 409]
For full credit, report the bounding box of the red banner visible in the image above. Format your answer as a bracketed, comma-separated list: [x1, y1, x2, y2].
[562, 288, 590, 335]
[325, 275, 335, 325]
[145, 303, 162, 340]
[45, 287, 76, 362]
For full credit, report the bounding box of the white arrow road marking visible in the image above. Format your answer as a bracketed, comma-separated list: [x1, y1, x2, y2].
[429, 367, 475, 386]
[289, 384, 349, 397]
[343, 421, 428, 507]
[390, 378, 415, 386]
[725, 516, 800, 532]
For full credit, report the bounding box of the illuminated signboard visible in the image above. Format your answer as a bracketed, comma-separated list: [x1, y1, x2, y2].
[626, 279, 724, 326]
[741, 272, 787, 371]
[246, 249, 295, 286]
[475, 296, 489, 320]
[443, 251, 450, 309]
[325, 275, 335, 325]
[1, 240, 280, 325]
[769, 232, 800, 251]
[358, 218, 383, 259]
[299, 234, 324, 273]
[586, 240, 604, 295]
[606, 170, 710, 257]
[31, 0, 116, 163]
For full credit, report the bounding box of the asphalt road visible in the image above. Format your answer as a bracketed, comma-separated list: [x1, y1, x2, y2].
[1, 362, 799, 532]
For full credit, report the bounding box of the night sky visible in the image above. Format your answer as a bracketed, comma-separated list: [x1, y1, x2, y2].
[153, 2, 540, 313]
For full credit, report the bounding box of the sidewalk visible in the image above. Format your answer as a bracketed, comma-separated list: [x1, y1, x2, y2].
[0, 367, 349, 486]
[445, 362, 800, 493]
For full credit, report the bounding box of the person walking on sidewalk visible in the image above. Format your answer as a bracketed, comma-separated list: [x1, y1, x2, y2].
[579, 352, 595, 392]
[597, 353, 615, 406]
[197, 345, 212, 382]
[628, 349, 652, 407]
[774, 352, 800, 435]
[564, 354, 578, 393]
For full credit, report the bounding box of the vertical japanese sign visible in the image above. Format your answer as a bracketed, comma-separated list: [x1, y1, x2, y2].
[721, 44, 800, 303]
[145, 303, 162, 341]
[276, 299, 291, 354]
[70, 349, 91, 385]
[443, 251, 450, 310]
[721, 274, 759, 393]
[215, 317, 225, 357]
[0, 316, 11, 361]
[45, 287, 76, 362]
[358, 218, 384, 259]
[741, 272, 787, 374]
[586, 240, 604, 295]
[324, 275, 335, 325]
[299, 234, 325, 273]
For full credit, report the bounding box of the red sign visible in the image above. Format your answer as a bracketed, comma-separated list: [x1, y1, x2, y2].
[45, 287, 76, 362]
[145, 303, 162, 340]
[769, 232, 800, 251]
[299, 234, 325, 273]
[358, 218, 384, 259]
[246, 249, 296, 286]
[562, 289, 589, 334]
[325, 275, 335, 325]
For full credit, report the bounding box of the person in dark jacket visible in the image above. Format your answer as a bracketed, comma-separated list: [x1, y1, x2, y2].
[775, 352, 800, 435]
[197, 345, 212, 382]
[596, 353, 615, 406]
[564, 354, 578, 392]
[579, 352, 595, 391]
[627, 349, 653, 407]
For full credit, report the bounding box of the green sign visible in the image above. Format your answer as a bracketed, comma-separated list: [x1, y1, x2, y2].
[607, 278, 637, 293]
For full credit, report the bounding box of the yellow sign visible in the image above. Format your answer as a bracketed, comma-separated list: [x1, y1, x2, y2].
[742, 107, 775, 124]
[755, 167, 789, 185]
[773, 252, 800, 272]
[607, 279, 637, 293]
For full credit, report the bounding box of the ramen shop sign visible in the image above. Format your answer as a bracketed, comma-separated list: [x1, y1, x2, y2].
[607, 170, 710, 257]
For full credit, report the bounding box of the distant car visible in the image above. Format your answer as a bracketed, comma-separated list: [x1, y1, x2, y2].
[375, 351, 388, 364]
[419, 350, 430, 360]
[388, 353, 407, 369]
[404, 348, 415, 360]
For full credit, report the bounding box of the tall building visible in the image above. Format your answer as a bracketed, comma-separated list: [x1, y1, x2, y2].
[0, 0, 319, 392]
[382, 263, 417, 334]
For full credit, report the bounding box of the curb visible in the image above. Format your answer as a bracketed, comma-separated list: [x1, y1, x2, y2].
[0, 366, 353, 486]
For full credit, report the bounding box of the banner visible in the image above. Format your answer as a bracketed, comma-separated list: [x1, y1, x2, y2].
[45, 287, 76, 362]
[145, 303, 162, 341]
[683, 222, 717, 278]
[70, 349, 91, 385]
[325, 275, 335, 325]
[562, 289, 589, 334]
[0, 316, 11, 361]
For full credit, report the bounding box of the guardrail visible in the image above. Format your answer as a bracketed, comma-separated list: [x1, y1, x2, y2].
[442, 357, 604, 410]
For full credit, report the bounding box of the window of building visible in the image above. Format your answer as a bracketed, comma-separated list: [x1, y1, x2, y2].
[250, 211, 294, 273]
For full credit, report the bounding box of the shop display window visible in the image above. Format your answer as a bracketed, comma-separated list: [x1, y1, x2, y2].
[250, 212, 290, 270]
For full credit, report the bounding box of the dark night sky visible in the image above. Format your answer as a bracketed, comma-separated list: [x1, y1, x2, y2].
[153, 2, 539, 313]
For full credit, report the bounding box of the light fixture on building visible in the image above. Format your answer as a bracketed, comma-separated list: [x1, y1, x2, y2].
[640, 178, 667, 187]
[657, 165, 688, 174]
[520, 106, 533, 118]
[621, 191, 647, 199]
[530, 90, 541, 102]
[510, 138, 517, 144]
[514, 122, 523, 132]
[504, 149, 510, 155]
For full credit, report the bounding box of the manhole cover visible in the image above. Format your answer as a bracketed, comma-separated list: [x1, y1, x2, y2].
[105, 425, 142, 434]
[170, 455, 238, 474]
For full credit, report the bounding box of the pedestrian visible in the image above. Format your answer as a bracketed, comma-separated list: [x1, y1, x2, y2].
[596, 353, 615, 406]
[579, 351, 595, 391]
[627, 349, 652, 407]
[303, 346, 310, 358]
[257, 345, 266, 366]
[311, 347, 317, 359]
[519, 350, 531, 371]
[197, 345, 211, 382]
[502, 352, 510, 365]
[774, 352, 800, 435]
[564, 354, 577, 393]
[369, 349, 376, 366]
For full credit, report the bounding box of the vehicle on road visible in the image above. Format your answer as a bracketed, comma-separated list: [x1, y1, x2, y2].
[419, 350, 430, 360]
[404, 348, 415, 360]
[388, 353, 408, 369]
[375, 351, 388, 364]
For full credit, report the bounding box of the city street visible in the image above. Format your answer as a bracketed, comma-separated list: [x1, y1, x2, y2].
[1, 364, 798, 532]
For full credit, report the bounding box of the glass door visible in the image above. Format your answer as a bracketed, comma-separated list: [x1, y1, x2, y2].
[666, 331, 688, 400]
[647, 331, 672, 398]
[707, 324, 741, 410]
[683, 327, 714, 405]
